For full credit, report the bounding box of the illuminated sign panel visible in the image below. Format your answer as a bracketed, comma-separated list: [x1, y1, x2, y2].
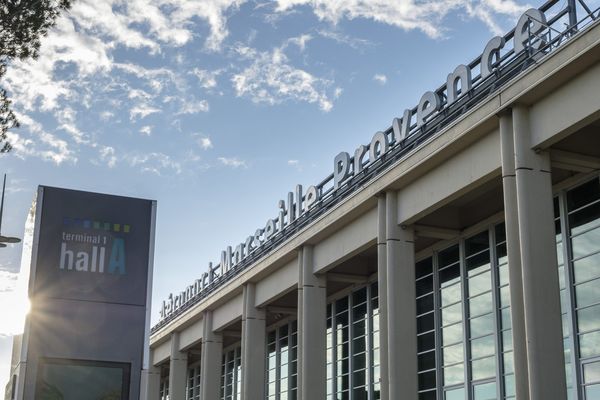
[33, 187, 152, 306]
[18, 187, 156, 400]
[157, 3, 589, 325]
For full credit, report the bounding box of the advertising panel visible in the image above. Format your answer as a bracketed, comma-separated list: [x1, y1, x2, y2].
[15, 186, 156, 400]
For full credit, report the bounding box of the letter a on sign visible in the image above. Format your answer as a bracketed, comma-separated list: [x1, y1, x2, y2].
[108, 238, 126, 275]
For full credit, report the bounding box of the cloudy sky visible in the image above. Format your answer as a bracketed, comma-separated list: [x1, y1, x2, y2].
[1, 0, 574, 392]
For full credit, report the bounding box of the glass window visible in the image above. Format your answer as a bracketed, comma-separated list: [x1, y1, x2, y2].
[187, 365, 201, 400]
[473, 381, 496, 400]
[221, 347, 242, 400]
[327, 284, 380, 400]
[416, 224, 512, 399]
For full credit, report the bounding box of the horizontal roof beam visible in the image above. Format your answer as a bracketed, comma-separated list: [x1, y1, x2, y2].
[327, 273, 370, 284]
[551, 149, 600, 172]
[414, 224, 460, 240]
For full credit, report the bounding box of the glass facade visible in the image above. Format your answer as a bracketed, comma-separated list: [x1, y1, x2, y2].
[416, 224, 513, 400]
[326, 282, 381, 400]
[221, 346, 242, 400]
[187, 364, 201, 400]
[557, 177, 600, 400]
[154, 174, 600, 400]
[266, 320, 298, 400]
[160, 377, 169, 400]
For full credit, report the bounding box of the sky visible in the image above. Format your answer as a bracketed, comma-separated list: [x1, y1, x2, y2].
[0, 0, 568, 394]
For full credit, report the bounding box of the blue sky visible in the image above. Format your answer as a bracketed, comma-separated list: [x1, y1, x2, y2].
[0, 0, 551, 391]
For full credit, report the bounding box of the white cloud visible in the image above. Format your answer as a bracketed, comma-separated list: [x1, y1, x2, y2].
[176, 100, 210, 115]
[218, 157, 247, 168]
[231, 45, 336, 112]
[317, 29, 374, 50]
[130, 152, 182, 175]
[69, 0, 246, 52]
[198, 137, 213, 150]
[6, 113, 75, 165]
[373, 74, 387, 85]
[286, 34, 313, 51]
[99, 111, 115, 121]
[130, 105, 161, 121]
[287, 159, 303, 171]
[275, 0, 528, 38]
[192, 68, 222, 89]
[56, 107, 88, 144]
[140, 126, 153, 136]
[99, 146, 117, 168]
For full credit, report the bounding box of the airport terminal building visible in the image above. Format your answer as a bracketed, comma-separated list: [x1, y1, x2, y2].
[147, 2, 600, 400]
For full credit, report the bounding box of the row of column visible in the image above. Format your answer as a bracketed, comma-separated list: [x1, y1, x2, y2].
[149, 104, 567, 400]
[500, 105, 567, 400]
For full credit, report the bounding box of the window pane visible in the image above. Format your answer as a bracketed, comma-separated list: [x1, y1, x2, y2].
[439, 245, 460, 268]
[574, 253, 600, 283]
[570, 202, 600, 236]
[502, 329, 513, 351]
[473, 381, 497, 400]
[471, 335, 495, 359]
[442, 282, 462, 307]
[418, 332, 435, 352]
[584, 361, 600, 384]
[444, 387, 465, 400]
[417, 276, 434, 297]
[419, 370, 436, 391]
[419, 351, 436, 372]
[440, 264, 461, 287]
[504, 374, 515, 397]
[567, 179, 600, 212]
[576, 279, 600, 308]
[495, 223, 506, 244]
[469, 292, 493, 317]
[468, 271, 492, 297]
[443, 303, 463, 326]
[585, 384, 600, 400]
[417, 258, 433, 279]
[471, 356, 496, 380]
[503, 351, 514, 374]
[418, 313, 435, 333]
[577, 303, 600, 333]
[443, 323, 464, 346]
[417, 294, 434, 315]
[443, 363, 464, 386]
[467, 252, 490, 276]
[470, 313, 495, 338]
[443, 342, 464, 365]
[579, 330, 600, 358]
[572, 226, 600, 259]
[465, 232, 489, 257]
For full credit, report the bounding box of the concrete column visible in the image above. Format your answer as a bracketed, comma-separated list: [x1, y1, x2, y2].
[499, 110, 530, 400]
[513, 105, 566, 400]
[386, 191, 418, 400]
[145, 362, 161, 400]
[298, 245, 327, 400]
[169, 332, 188, 400]
[200, 310, 223, 400]
[241, 282, 266, 400]
[377, 194, 389, 400]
